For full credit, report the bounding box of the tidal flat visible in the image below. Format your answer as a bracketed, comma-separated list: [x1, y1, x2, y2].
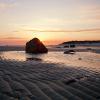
[0, 46, 100, 100]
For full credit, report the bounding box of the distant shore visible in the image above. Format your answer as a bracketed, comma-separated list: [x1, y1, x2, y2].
[61, 40, 100, 46]
[0, 46, 25, 51]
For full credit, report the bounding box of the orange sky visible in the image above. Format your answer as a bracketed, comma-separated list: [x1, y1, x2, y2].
[0, 0, 100, 45]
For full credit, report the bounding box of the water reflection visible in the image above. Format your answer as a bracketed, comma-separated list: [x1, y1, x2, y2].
[26, 57, 42, 61]
[0, 51, 100, 72]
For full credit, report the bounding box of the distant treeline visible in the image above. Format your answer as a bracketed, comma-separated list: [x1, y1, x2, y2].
[62, 40, 100, 44]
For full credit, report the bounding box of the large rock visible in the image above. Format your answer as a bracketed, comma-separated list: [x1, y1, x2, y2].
[25, 38, 48, 54]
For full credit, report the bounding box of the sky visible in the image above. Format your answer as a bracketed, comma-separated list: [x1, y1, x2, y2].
[0, 0, 100, 45]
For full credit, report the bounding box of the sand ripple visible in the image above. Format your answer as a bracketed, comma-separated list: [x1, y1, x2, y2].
[0, 59, 100, 100]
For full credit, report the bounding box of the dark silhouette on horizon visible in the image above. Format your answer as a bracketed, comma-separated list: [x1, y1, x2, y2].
[62, 40, 100, 45]
[25, 38, 48, 54]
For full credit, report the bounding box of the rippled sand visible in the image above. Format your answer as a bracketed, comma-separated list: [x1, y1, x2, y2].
[0, 58, 100, 100]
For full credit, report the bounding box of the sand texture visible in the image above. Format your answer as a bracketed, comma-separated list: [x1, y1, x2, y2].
[0, 59, 100, 100]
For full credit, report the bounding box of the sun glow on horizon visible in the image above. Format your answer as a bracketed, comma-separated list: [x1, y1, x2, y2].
[0, 0, 100, 45]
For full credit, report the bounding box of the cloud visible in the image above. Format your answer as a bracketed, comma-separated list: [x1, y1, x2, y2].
[0, 36, 27, 45]
[24, 28, 100, 33]
[0, 37, 26, 40]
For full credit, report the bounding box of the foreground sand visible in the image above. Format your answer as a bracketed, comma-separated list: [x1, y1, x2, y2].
[0, 59, 100, 100]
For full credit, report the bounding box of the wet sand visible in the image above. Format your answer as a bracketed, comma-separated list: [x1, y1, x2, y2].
[0, 58, 100, 100]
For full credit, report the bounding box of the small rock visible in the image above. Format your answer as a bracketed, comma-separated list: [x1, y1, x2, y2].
[64, 50, 75, 54]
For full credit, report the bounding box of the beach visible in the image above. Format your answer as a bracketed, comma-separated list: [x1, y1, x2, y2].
[1, 0, 100, 99]
[0, 46, 100, 100]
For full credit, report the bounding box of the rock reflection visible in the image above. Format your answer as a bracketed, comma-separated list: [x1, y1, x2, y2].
[26, 57, 42, 61]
